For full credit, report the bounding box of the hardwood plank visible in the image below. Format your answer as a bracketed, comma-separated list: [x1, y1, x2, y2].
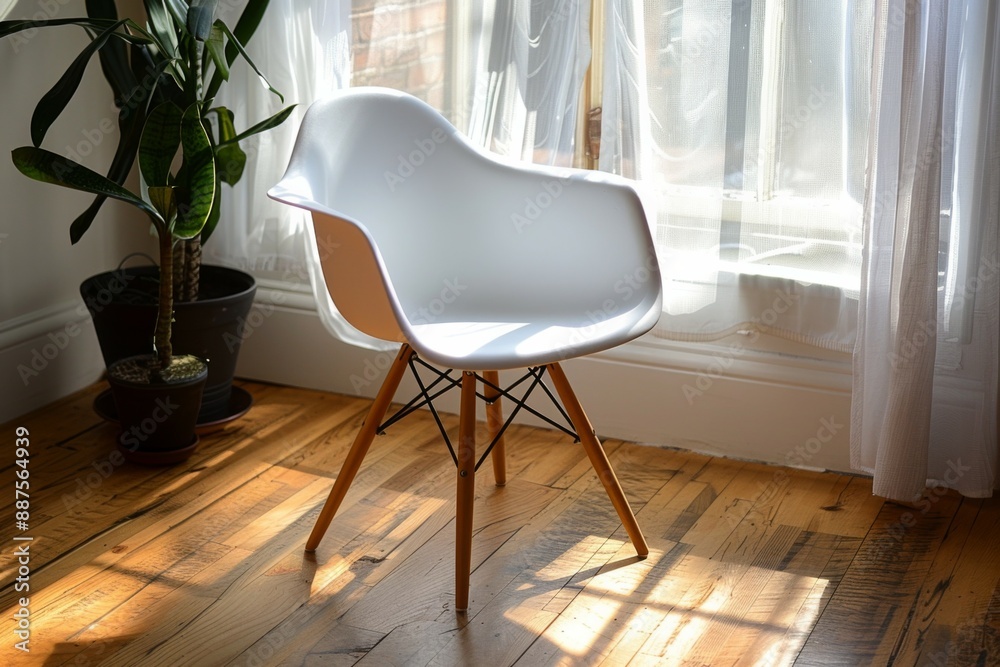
[2, 380, 998, 666]
[0, 383, 345, 590]
[893, 497, 1000, 666]
[794, 492, 965, 665]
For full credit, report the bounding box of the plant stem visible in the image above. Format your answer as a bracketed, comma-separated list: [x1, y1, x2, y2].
[155, 229, 174, 369]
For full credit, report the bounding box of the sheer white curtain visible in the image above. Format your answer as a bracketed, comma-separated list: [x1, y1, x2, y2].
[852, 0, 999, 500]
[601, 0, 875, 351]
[209, 0, 393, 350]
[462, 0, 590, 165]
[213, 1, 588, 350]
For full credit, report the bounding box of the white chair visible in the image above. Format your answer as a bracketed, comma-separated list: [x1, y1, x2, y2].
[268, 87, 662, 612]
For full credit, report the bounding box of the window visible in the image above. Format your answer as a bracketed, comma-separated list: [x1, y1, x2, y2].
[599, 0, 873, 348]
[346, 0, 872, 348]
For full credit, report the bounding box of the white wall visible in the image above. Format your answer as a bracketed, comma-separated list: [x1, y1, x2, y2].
[235, 282, 855, 473]
[0, 0, 154, 423]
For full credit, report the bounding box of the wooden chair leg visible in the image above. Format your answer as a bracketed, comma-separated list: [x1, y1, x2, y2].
[304, 344, 413, 552]
[546, 362, 649, 558]
[455, 371, 478, 612]
[483, 370, 507, 487]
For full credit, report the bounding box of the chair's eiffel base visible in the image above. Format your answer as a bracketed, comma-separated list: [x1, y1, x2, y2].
[304, 343, 648, 612]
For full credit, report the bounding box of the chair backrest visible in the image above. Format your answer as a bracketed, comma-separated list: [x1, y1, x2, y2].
[270, 87, 661, 345]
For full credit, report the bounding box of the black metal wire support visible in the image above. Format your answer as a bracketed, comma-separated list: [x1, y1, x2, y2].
[376, 355, 579, 471]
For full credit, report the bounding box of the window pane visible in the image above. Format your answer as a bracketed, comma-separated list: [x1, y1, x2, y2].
[774, 1, 874, 201]
[602, 0, 874, 347]
[647, 0, 733, 187]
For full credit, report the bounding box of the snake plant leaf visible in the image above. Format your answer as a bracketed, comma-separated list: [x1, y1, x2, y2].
[68, 92, 152, 244]
[216, 105, 296, 148]
[160, 0, 189, 30]
[187, 0, 219, 41]
[204, 0, 271, 101]
[139, 101, 183, 187]
[69, 196, 107, 245]
[204, 21, 229, 81]
[173, 104, 216, 239]
[67, 48, 165, 245]
[30, 18, 149, 147]
[212, 20, 283, 103]
[85, 0, 135, 105]
[212, 107, 245, 184]
[144, 0, 179, 59]
[147, 185, 177, 222]
[200, 174, 223, 243]
[0, 17, 119, 39]
[12, 147, 161, 224]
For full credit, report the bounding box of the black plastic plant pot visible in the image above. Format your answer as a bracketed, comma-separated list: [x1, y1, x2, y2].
[80, 265, 256, 422]
[107, 355, 209, 465]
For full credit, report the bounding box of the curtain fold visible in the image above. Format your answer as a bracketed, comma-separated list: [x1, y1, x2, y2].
[852, 0, 999, 500]
[210, 0, 394, 351]
[465, 0, 590, 165]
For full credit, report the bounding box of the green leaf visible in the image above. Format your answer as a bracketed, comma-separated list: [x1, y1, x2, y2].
[212, 20, 283, 103]
[0, 17, 119, 40]
[69, 110, 145, 244]
[85, 0, 118, 16]
[173, 105, 216, 239]
[12, 147, 161, 223]
[86, 0, 136, 104]
[147, 185, 177, 222]
[204, 0, 271, 100]
[144, 0, 179, 59]
[139, 101, 183, 187]
[187, 0, 218, 41]
[161, 0, 189, 29]
[68, 57, 157, 245]
[212, 107, 246, 184]
[200, 174, 222, 243]
[203, 21, 229, 81]
[29, 19, 150, 146]
[69, 197, 107, 244]
[216, 104, 296, 148]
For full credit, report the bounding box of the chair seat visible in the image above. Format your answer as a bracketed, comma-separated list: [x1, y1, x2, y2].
[406, 308, 658, 370]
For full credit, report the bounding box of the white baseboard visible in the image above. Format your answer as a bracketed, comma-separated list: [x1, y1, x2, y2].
[0, 300, 106, 424]
[236, 282, 855, 473]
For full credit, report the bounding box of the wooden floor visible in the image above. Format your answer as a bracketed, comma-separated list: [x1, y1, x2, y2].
[2, 380, 998, 666]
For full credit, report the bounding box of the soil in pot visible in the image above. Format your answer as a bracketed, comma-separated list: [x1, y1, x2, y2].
[108, 354, 209, 465]
[81, 265, 256, 422]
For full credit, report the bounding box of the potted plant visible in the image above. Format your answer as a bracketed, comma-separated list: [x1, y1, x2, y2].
[0, 0, 293, 424]
[13, 101, 217, 463]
